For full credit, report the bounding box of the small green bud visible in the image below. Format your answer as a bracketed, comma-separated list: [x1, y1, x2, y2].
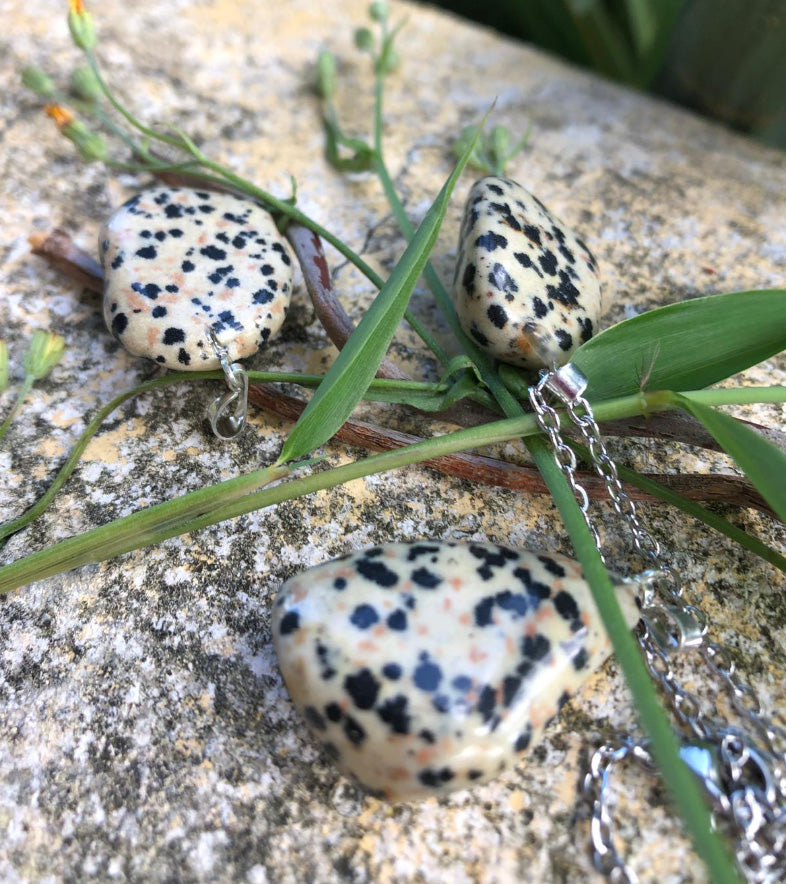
[67, 0, 97, 51]
[69, 66, 102, 102]
[0, 341, 9, 392]
[21, 65, 56, 98]
[490, 125, 511, 160]
[63, 119, 108, 161]
[316, 50, 337, 99]
[369, 1, 389, 22]
[24, 331, 66, 382]
[354, 27, 375, 52]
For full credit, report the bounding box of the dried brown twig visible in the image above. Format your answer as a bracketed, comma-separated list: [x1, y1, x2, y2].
[27, 227, 777, 513]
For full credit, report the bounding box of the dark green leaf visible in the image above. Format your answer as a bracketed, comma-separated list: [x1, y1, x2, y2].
[677, 395, 786, 523]
[572, 290, 786, 401]
[277, 119, 485, 463]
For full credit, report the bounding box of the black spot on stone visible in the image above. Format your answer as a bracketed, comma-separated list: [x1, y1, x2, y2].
[344, 668, 380, 710]
[516, 659, 534, 679]
[557, 691, 571, 711]
[497, 591, 528, 616]
[177, 348, 191, 366]
[430, 693, 449, 714]
[135, 245, 158, 260]
[418, 767, 454, 787]
[165, 204, 183, 218]
[555, 328, 574, 352]
[201, 244, 227, 261]
[377, 695, 410, 735]
[487, 183, 504, 195]
[325, 702, 342, 722]
[382, 662, 402, 680]
[279, 610, 299, 635]
[343, 715, 366, 746]
[502, 675, 522, 707]
[462, 262, 476, 292]
[349, 604, 379, 629]
[475, 231, 508, 252]
[477, 685, 496, 723]
[151, 305, 167, 318]
[538, 250, 558, 275]
[271, 242, 291, 265]
[387, 609, 407, 631]
[522, 633, 551, 661]
[199, 203, 215, 214]
[406, 544, 440, 560]
[260, 264, 275, 276]
[514, 724, 533, 752]
[356, 558, 398, 588]
[554, 590, 580, 622]
[474, 597, 494, 627]
[523, 224, 542, 247]
[546, 270, 581, 307]
[154, 231, 167, 242]
[467, 769, 484, 780]
[111, 254, 124, 269]
[411, 567, 442, 589]
[165, 284, 179, 294]
[579, 316, 594, 343]
[452, 675, 472, 692]
[413, 657, 442, 692]
[470, 325, 489, 347]
[111, 313, 128, 337]
[490, 262, 519, 297]
[182, 260, 195, 273]
[538, 555, 566, 578]
[573, 647, 589, 671]
[304, 705, 327, 731]
[163, 327, 185, 345]
[532, 296, 549, 318]
[333, 577, 347, 590]
[253, 289, 274, 305]
[169, 228, 184, 238]
[487, 303, 508, 329]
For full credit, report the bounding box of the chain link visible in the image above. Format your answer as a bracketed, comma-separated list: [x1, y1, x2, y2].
[529, 363, 786, 884]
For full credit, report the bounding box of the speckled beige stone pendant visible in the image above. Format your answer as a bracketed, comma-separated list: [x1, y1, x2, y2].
[273, 541, 643, 801]
[452, 176, 602, 370]
[100, 186, 293, 371]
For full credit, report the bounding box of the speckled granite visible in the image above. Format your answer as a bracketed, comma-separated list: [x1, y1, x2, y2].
[1, 2, 785, 883]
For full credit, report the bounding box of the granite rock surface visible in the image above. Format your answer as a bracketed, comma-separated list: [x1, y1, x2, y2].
[2, 1, 786, 883]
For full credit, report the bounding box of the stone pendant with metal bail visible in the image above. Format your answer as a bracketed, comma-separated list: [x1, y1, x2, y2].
[273, 541, 648, 800]
[99, 185, 294, 436]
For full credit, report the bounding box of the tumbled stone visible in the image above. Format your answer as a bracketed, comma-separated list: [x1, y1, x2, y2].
[273, 542, 641, 800]
[452, 176, 602, 370]
[100, 186, 293, 370]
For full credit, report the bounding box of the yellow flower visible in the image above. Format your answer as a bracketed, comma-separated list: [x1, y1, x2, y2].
[45, 104, 75, 128]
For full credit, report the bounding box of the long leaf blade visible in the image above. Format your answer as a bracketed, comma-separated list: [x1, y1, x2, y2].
[277, 123, 484, 463]
[678, 395, 786, 523]
[572, 290, 786, 401]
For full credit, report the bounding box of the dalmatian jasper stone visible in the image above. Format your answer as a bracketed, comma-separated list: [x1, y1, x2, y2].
[273, 541, 641, 800]
[452, 176, 602, 370]
[100, 187, 293, 370]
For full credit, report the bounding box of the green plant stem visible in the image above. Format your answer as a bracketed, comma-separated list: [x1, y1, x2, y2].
[0, 377, 35, 444]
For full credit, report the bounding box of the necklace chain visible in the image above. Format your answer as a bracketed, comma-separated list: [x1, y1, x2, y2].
[528, 363, 786, 884]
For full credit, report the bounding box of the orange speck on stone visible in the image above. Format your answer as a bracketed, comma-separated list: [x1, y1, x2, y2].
[358, 640, 378, 653]
[459, 612, 471, 625]
[469, 646, 487, 663]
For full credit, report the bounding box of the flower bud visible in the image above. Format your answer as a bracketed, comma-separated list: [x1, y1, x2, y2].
[316, 50, 337, 99]
[69, 66, 102, 102]
[24, 331, 66, 382]
[0, 341, 9, 392]
[67, 0, 97, 51]
[354, 27, 375, 52]
[21, 66, 55, 97]
[369, 1, 389, 22]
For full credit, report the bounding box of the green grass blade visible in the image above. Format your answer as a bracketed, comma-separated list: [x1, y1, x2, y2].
[678, 395, 786, 523]
[277, 120, 485, 464]
[572, 289, 786, 401]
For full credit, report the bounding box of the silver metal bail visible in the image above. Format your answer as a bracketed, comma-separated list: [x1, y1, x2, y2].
[206, 329, 249, 440]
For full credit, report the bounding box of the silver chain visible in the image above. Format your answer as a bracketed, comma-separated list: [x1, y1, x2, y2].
[528, 363, 786, 884]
